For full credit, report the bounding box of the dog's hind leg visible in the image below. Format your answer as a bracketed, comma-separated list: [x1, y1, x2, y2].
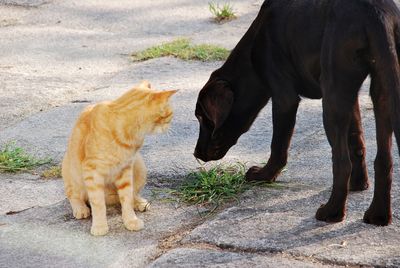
[361, 13, 400, 225]
[316, 90, 356, 222]
[316, 30, 368, 222]
[363, 77, 393, 226]
[348, 98, 369, 191]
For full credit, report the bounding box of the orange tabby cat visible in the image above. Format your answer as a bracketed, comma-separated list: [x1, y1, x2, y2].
[62, 81, 177, 236]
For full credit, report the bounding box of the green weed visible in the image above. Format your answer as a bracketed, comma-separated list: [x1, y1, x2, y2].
[175, 163, 247, 207]
[0, 143, 51, 173]
[169, 163, 283, 212]
[209, 2, 236, 23]
[150, 163, 286, 216]
[131, 38, 229, 62]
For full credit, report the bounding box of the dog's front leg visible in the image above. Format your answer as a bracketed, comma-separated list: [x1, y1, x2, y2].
[246, 97, 299, 182]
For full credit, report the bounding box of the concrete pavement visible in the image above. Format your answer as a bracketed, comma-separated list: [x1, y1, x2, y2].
[1, 0, 399, 267]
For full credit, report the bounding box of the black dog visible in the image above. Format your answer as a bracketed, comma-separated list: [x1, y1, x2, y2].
[194, 0, 400, 226]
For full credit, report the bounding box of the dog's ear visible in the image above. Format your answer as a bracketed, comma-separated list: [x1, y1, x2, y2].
[199, 81, 233, 130]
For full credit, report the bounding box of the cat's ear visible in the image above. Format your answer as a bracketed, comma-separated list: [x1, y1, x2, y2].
[151, 90, 178, 102]
[162, 89, 178, 98]
[138, 80, 152, 89]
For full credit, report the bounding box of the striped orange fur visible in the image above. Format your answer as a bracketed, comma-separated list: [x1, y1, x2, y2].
[117, 182, 131, 190]
[62, 81, 177, 236]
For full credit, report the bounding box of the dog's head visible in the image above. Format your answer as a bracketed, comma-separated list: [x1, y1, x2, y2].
[194, 78, 252, 161]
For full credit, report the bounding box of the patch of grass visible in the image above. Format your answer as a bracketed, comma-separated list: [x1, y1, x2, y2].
[41, 165, 62, 179]
[0, 143, 51, 173]
[169, 163, 282, 212]
[150, 163, 286, 216]
[209, 2, 236, 23]
[131, 38, 230, 62]
[176, 163, 247, 207]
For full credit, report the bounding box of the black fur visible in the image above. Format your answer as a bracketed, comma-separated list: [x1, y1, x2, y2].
[194, 0, 400, 225]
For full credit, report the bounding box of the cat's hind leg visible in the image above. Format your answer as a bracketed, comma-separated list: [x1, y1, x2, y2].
[115, 164, 144, 231]
[62, 158, 90, 219]
[132, 153, 150, 212]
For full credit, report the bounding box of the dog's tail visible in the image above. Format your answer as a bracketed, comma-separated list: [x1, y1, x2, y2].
[366, 6, 400, 154]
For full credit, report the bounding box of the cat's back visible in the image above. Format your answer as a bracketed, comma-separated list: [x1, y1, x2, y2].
[65, 102, 113, 159]
[62, 104, 96, 186]
[71, 104, 96, 144]
[63, 104, 99, 165]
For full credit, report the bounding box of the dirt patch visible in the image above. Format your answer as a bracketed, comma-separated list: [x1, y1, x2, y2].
[0, 18, 19, 27]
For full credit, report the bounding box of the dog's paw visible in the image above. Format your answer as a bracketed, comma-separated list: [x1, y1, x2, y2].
[90, 223, 109, 236]
[245, 166, 278, 182]
[124, 217, 144, 231]
[315, 204, 345, 223]
[363, 204, 391, 226]
[349, 180, 369, 192]
[349, 167, 369, 192]
[72, 204, 91, 219]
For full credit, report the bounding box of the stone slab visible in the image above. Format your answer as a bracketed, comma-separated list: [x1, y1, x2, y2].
[0, 173, 64, 214]
[149, 248, 338, 268]
[0, 199, 202, 268]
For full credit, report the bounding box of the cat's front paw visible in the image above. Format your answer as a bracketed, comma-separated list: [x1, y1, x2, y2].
[134, 197, 150, 212]
[72, 205, 91, 219]
[124, 217, 144, 231]
[90, 223, 109, 236]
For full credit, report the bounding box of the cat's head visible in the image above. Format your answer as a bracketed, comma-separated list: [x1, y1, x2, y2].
[137, 81, 178, 134]
[112, 81, 178, 134]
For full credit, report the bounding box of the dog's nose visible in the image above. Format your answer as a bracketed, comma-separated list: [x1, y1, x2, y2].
[194, 148, 208, 162]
